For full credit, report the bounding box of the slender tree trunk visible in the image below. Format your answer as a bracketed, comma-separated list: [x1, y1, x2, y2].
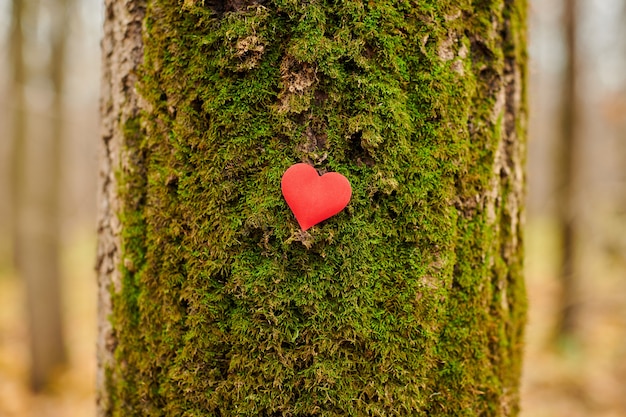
[50, 0, 71, 221]
[98, 1, 528, 415]
[10, 0, 67, 391]
[555, 0, 581, 341]
[9, 1, 26, 230]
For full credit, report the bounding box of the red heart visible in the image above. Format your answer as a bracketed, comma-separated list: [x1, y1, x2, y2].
[281, 163, 352, 231]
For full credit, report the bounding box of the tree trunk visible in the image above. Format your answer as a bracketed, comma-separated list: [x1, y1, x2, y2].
[555, 0, 581, 342]
[98, 1, 527, 415]
[10, 0, 67, 391]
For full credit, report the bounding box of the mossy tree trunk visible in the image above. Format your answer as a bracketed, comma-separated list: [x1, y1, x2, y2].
[98, 0, 527, 415]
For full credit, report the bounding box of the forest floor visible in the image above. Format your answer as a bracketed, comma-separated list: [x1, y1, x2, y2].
[0, 220, 625, 417]
[0, 231, 96, 417]
[520, 218, 626, 417]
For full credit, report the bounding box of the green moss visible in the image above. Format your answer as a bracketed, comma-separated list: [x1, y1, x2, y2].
[108, 0, 527, 415]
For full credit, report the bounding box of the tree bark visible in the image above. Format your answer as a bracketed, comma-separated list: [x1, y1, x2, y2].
[97, 0, 145, 412]
[98, 1, 528, 415]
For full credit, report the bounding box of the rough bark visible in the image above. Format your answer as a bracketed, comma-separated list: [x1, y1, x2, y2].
[96, 0, 146, 412]
[98, 1, 527, 415]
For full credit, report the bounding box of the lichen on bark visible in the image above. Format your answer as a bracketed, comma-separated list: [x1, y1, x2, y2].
[99, 0, 528, 415]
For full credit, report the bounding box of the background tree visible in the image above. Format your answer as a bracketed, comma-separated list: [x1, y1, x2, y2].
[554, 0, 581, 342]
[9, 0, 68, 391]
[98, 0, 527, 415]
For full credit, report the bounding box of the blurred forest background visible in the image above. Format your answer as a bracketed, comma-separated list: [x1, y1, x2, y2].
[1, 0, 626, 416]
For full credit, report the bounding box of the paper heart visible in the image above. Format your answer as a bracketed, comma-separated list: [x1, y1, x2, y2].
[281, 163, 352, 230]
